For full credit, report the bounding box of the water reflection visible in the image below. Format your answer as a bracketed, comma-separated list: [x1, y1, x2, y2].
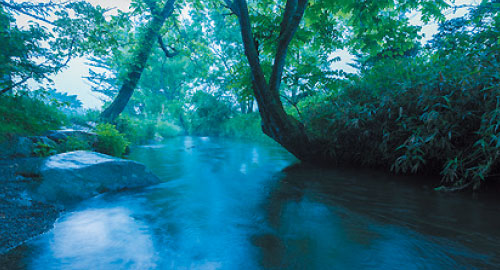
[30, 206, 156, 270]
[2, 137, 500, 269]
[132, 138, 294, 269]
[258, 164, 500, 269]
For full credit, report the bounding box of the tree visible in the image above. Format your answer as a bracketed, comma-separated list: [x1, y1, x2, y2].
[222, 0, 449, 161]
[0, 0, 114, 95]
[223, 0, 325, 161]
[100, 0, 177, 122]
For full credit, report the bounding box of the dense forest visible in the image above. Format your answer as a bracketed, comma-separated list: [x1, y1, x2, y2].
[1, 0, 499, 191]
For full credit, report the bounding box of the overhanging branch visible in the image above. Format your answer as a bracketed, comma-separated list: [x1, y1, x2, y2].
[0, 76, 29, 95]
[0, 1, 58, 26]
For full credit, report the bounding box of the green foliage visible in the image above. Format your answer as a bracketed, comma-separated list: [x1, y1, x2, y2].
[157, 121, 182, 138]
[0, 94, 67, 139]
[59, 136, 92, 152]
[187, 91, 232, 136]
[0, 1, 118, 94]
[220, 113, 272, 143]
[94, 123, 130, 157]
[115, 115, 183, 144]
[6, 0, 495, 191]
[301, 27, 500, 189]
[33, 142, 57, 157]
[68, 110, 100, 128]
[116, 116, 156, 144]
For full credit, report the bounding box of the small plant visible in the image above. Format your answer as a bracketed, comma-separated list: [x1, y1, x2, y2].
[33, 142, 57, 157]
[94, 123, 130, 157]
[59, 136, 91, 152]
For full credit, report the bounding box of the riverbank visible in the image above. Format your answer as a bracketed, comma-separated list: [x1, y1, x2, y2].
[0, 151, 160, 255]
[0, 159, 60, 254]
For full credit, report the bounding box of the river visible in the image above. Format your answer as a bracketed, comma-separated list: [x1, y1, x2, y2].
[2, 136, 500, 269]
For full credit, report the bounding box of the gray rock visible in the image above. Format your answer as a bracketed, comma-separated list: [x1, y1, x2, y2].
[0, 136, 35, 159]
[31, 151, 160, 204]
[45, 129, 98, 144]
[0, 130, 97, 160]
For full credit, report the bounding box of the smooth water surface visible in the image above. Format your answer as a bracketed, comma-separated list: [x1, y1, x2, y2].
[2, 136, 500, 269]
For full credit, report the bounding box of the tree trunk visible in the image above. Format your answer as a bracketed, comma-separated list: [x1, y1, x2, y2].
[247, 98, 254, 113]
[229, 0, 325, 162]
[101, 0, 176, 122]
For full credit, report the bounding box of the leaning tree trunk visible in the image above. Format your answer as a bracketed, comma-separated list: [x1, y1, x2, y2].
[228, 0, 325, 162]
[101, 0, 176, 122]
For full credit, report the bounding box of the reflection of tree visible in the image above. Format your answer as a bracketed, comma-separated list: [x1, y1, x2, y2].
[257, 164, 500, 269]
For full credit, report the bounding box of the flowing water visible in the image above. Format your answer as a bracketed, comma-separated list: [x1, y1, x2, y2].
[2, 136, 500, 269]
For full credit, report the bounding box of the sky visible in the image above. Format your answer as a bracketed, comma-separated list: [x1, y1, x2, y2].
[49, 0, 131, 109]
[18, 0, 479, 109]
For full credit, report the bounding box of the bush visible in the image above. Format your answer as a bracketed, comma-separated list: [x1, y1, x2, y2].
[116, 115, 156, 144]
[0, 94, 67, 140]
[115, 114, 183, 143]
[301, 50, 500, 190]
[157, 121, 182, 138]
[187, 91, 232, 136]
[94, 123, 130, 157]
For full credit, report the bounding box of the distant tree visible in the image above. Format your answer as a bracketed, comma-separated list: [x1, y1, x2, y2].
[0, 0, 115, 95]
[100, 0, 177, 122]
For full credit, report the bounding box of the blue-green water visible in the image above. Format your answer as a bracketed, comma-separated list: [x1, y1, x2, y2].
[2, 136, 500, 269]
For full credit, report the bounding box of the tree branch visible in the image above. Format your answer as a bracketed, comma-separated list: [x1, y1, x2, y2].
[157, 36, 179, 58]
[223, 0, 240, 17]
[280, 94, 303, 119]
[143, 0, 160, 15]
[233, 0, 268, 92]
[0, 76, 29, 95]
[0, 1, 58, 26]
[269, 0, 308, 93]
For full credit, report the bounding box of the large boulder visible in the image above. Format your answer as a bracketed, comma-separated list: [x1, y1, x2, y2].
[31, 151, 160, 204]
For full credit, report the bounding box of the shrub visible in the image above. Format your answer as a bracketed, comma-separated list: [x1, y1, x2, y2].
[116, 115, 156, 144]
[67, 110, 99, 128]
[157, 121, 182, 138]
[187, 91, 232, 136]
[94, 123, 130, 157]
[301, 50, 500, 190]
[0, 94, 67, 140]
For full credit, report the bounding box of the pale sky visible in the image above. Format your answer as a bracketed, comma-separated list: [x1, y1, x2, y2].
[18, 0, 479, 109]
[52, 0, 132, 109]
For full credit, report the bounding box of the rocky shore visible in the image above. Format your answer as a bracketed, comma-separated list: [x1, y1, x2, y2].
[0, 132, 160, 255]
[0, 158, 60, 255]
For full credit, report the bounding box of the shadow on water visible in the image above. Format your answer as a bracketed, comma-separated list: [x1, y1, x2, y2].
[2, 137, 500, 269]
[255, 163, 500, 269]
